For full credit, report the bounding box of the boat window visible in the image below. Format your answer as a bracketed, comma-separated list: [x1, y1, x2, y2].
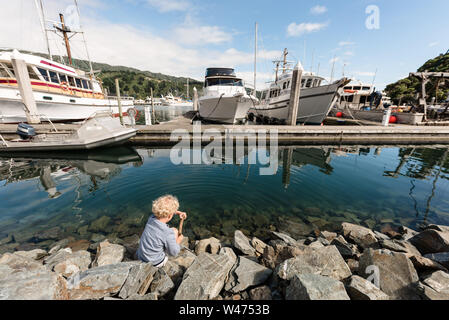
[87, 81, 92, 90]
[27, 66, 39, 80]
[82, 79, 89, 89]
[317, 80, 322, 87]
[37, 68, 49, 82]
[347, 95, 354, 103]
[313, 79, 319, 87]
[360, 96, 367, 104]
[206, 78, 243, 87]
[2, 63, 15, 77]
[306, 79, 312, 88]
[301, 79, 306, 88]
[362, 86, 371, 91]
[0, 64, 10, 77]
[75, 78, 82, 88]
[59, 74, 68, 84]
[353, 86, 361, 90]
[287, 81, 290, 88]
[49, 70, 59, 84]
[283, 82, 287, 90]
[68, 76, 76, 87]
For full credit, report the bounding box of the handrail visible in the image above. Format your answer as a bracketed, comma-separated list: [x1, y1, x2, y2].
[0, 134, 8, 147]
[38, 114, 59, 132]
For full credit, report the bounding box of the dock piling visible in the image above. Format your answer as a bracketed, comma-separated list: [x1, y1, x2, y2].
[115, 79, 124, 125]
[150, 88, 156, 124]
[193, 87, 198, 111]
[287, 63, 304, 126]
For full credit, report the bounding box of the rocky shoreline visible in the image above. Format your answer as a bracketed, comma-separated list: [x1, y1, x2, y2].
[1, 222, 449, 300]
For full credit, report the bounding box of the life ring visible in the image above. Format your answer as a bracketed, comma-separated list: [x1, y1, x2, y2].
[60, 81, 71, 95]
[127, 107, 139, 121]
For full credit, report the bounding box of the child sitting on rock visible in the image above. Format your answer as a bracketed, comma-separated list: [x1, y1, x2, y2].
[137, 195, 187, 268]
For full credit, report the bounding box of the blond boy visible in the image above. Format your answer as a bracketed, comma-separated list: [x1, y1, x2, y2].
[137, 195, 187, 267]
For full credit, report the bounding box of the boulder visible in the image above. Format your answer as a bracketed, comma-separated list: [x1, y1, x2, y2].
[14, 249, 47, 261]
[67, 262, 138, 300]
[0, 252, 44, 273]
[150, 269, 175, 298]
[118, 263, 157, 299]
[271, 231, 298, 247]
[409, 229, 449, 255]
[233, 231, 256, 256]
[67, 239, 91, 252]
[320, 231, 337, 242]
[359, 249, 420, 300]
[346, 259, 359, 274]
[410, 255, 448, 273]
[194, 237, 221, 255]
[225, 256, 272, 293]
[425, 224, 449, 233]
[53, 251, 92, 278]
[277, 245, 351, 281]
[174, 248, 237, 300]
[261, 242, 303, 269]
[424, 252, 449, 269]
[373, 231, 390, 241]
[418, 271, 449, 300]
[379, 239, 421, 257]
[346, 275, 389, 300]
[331, 236, 358, 259]
[93, 240, 125, 267]
[249, 286, 272, 300]
[342, 222, 377, 248]
[399, 226, 418, 241]
[169, 247, 197, 270]
[251, 237, 268, 256]
[286, 274, 350, 300]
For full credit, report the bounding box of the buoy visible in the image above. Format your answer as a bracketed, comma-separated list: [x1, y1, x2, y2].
[389, 115, 397, 123]
[336, 111, 343, 118]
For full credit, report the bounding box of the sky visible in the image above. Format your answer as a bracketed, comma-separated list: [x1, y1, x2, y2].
[1, 0, 448, 90]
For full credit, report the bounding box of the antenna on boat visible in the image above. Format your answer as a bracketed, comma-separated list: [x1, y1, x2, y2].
[73, 0, 94, 77]
[282, 48, 288, 74]
[330, 55, 336, 83]
[254, 22, 258, 96]
[310, 49, 315, 73]
[371, 68, 378, 87]
[34, 0, 52, 60]
[317, 62, 320, 77]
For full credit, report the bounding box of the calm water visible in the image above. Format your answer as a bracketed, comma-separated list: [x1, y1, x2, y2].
[1, 143, 449, 252]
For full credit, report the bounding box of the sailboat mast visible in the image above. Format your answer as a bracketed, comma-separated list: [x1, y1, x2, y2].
[59, 14, 73, 66]
[34, 0, 52, 60]
[254, 22, 258, 95]
[282, 48, 288, 74]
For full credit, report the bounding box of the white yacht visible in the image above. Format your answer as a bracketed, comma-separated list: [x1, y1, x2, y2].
[161, 93, 193, 108]
[336, 81, 375, 110]
[199, 68, 257, 124]
[248, 49, 348, 125]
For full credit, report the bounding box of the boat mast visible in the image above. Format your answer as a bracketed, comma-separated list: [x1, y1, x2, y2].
[74, 0, 94, 77]
[57, 14, 73, 66]
[282, 48, 288, 74]
[254, 22, 258, 95]
[34, 0, 52, 60]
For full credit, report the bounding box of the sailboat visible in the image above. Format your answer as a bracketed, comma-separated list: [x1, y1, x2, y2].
[0, 0, 136, 124]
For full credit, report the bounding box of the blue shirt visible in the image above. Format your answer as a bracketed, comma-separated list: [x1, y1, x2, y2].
[137, 215, 180, 265]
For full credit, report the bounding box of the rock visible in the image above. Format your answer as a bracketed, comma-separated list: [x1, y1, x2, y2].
[308, 241, 325, 249]
[346, 275, 390, 300]
[0, 243, 19, 255]
[342, 222, 377, 248]
[380, 224, 402, 239]
[249, 286, 272, 300]
[225, 256, 272, 293]
[169, 248, 196, 270]
[121, 234, 140, 259]
[233, 230, 256, 256]
[67, 239, 91, 252]
[331, 235, 358, 259]
[261, 242, 303, 269]
[347, 259, 359, 274]
[118, 263, 157, 299]
[410, 255, 448, 273]
[379, 239, 421, 257]
[399, 226, 418, 241]
[67, 262, 138, 300]
[286, 274, 350, 300]
[425, 224, 449, 233]
[250, 237, 268, 256]
[0, 234, 14, 245]
[194, 237, 221, 255]
[424, 252, 449, 269]
[53, 251, 91, 278]
[409, 229, 449, 254]
[359, 249, 420, 300]
[0, 252, 44, 272]
[93, 240, 125, 267]
[271, 231, 298, 247]
[89, 215, 111, 233]
[48, 238, 73, 255]
[150, 269, 175, 298]
[34, 227, 61, 241]
[14, 249, 47, 261]
[127, 292, 158, 300]
[277, 245, 351, 281]
[418, 271, 449, 300]
[373, 231, 390, 241]
[174, 248, 237, 300]
[320, 231, 337, 242]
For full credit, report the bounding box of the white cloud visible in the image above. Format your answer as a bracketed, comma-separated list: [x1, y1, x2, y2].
[354, 71, 376, 77]
[287, 22, 328, 37]
[310, 5, 327, 15]
[236, 71, 274, 90]
[174, 25, 233, 45]
[429, 42, 439, 47]
[147, 0, 190, 12]
[343, 51, 354, 56]
[339, 41, 355, 46]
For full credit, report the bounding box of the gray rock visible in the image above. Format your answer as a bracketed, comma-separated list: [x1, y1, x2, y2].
[277, 245, 351, 281]
[233, 230, 256, 256]
[225, 256, 272, 293]
[14, 249, 47, 261]
[346, 275, 390, 300]
[379, 239, 421, 257]
[0, 252, 45, 273]
[127, 292, 158, 300]
[150, 269, 175, 298]
[53, 250, 91, 278]
[425, 224, 449, 233]
[409, 229, 449, 255]
[320, 231, 337, 242]
[175, 247, 237, 300]
[93, 240, 125, 267]
[194, 237, 221, 255]
[249, 286, 272, 300]
[251, 237, 268, 256]
[118, 263, 157, 299]
[308, 241, 325, 249]
[410, 255, 448, 273]
[286, 274, 350, 300]
[374, 231, 390, 241]
[359, 249, 420, 300]
[399, 226, 418, 241]
[418, 271, 449, 300]
[67, 262, 139, 300]
[342, 222, 378, 248]
[424, 252, 449, 269]
[331, 235, 358, 259]
[169, 247, 197, 270]
[271, 231, 298, 247]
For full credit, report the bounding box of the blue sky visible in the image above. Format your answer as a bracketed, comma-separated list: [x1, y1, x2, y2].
[2, 0, 449, 90]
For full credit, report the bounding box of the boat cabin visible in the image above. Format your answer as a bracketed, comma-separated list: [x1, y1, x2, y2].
[204, 68, 243, 88]
[261, 72, 324, 101]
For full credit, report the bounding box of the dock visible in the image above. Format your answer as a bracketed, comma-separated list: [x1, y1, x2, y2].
[2, 116, 449, 146]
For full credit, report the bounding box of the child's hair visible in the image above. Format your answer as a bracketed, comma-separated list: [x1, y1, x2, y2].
[152, 195, 179, 219]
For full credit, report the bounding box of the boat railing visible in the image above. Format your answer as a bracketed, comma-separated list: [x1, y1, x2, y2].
[0, 134, 8, 147]
[80, 111, 114, 125]
[107, 95, 135, 101]
[38, 114, 59, 133]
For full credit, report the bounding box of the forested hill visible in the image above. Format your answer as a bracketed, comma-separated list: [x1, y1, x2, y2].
[18, 51, 204, 99]
[385, 51, 449, 105]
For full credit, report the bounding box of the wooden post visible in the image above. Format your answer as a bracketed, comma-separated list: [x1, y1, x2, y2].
[11, 50, 41, 124]
[287, 63, 303, 126]
[193, 87, 198, 111]
[115, 78, 123, 125]
[282, 147, 293, 189]
[150, 87, 156, 124]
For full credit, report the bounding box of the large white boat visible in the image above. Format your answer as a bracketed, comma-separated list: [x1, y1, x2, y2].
[248, 49, 348, 125]
[0, 1, 136, 124]
[198, 68, 257, 124]
[161, 93, 193, 108]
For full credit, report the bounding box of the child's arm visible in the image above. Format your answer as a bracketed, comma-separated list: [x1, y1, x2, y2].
[176, 211, 187, 220]
[165, 228, 181, 257]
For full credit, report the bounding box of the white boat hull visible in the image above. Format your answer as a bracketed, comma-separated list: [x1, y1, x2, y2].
[199, 95, 254, 124]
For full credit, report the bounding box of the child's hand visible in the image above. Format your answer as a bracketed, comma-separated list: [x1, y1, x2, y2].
[176, 211, 187, 220]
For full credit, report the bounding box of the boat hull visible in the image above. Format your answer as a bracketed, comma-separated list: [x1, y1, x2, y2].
[199, 95, 254, 124]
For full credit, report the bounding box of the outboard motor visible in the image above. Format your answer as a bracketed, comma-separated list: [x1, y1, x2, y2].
[16, 123, 36, 140]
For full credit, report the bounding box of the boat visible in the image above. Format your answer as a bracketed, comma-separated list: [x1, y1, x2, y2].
[161, 93, 193, 108]
[198, 67, 257, 124]
[0, 112, 136, 152]
[0, 1, 136, 124]
[247, 49, 349, 125]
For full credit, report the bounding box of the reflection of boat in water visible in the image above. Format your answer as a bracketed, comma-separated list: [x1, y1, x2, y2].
[0, 147, 143, 197]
